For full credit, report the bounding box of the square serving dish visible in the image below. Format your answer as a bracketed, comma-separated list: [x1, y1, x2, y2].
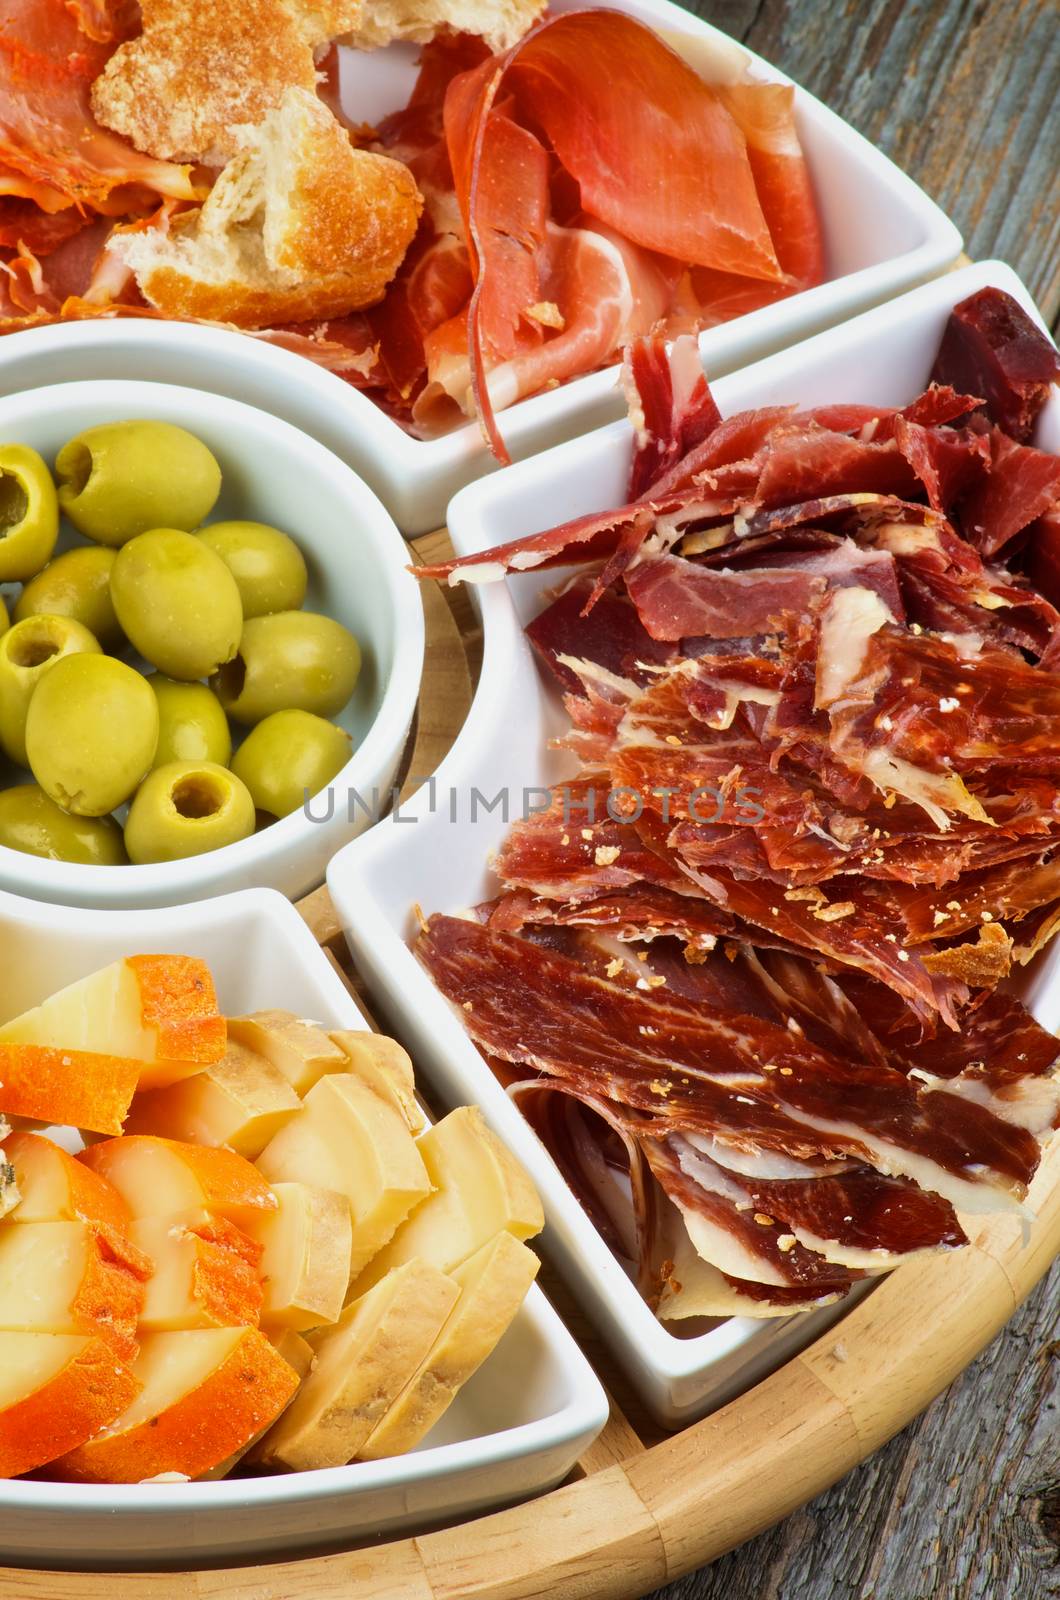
[327, 260, 1060, 1427]
[0, 0, 961, 537]
[0, 886, 608, 1570]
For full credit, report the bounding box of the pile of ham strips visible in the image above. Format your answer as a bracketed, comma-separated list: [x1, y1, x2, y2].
[0, 3, 822, 456]
[414, 288, 1060, 1321]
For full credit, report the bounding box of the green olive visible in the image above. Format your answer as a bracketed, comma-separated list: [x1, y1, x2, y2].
[55, 421, 221, 546]
[14, 546, 123, 648]
[0, 595, 8, 638]
[231, 710, 352, 819]
[0, 444, 59, 581]
[0, 614, 101, 766]
[110, 528, 243, 681]
[197, 521, 308, 620]
[0, 784, 127, 865]
[124, 761, 255, 864]
[25, 654, 158, 816]
[148, 675, 232, 768]
[213, 611, 361, 726]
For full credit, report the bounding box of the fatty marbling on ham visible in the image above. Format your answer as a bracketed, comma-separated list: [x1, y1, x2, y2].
[414, 287, 1060, 1319]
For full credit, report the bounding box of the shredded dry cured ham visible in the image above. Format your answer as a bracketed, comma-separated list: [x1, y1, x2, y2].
[0, 8, 824, 455]
[414, 287, 1060, 1319]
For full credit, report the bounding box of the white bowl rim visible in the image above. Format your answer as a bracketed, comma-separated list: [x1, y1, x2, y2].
[0, 377, 425, 902]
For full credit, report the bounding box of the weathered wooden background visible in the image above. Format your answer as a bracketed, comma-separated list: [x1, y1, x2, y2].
[652, 6, 1060, 1598]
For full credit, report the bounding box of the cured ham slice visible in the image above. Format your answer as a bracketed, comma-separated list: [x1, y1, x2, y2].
[930, 286, 1060, 443]
[623, 335, 721, 500]
[0, 0, 195, 208]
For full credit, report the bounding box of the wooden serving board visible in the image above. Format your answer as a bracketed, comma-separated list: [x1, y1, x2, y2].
[4, 527, 1060, 1600]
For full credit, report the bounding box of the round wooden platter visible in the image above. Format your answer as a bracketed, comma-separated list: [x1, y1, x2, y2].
[5, 528, 1060, 1600]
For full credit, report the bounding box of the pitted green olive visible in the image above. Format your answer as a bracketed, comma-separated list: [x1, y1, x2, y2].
[0, 614, 101, 766]
[0, 443, 59, 581]
[14, 546, 122, 648]
[0, 784, 127, 865]
[110, 528, 243, 681]
[231, 710, 351, 818]
[197, 521, 307, 619]
[124, 761, 255, 863]
[25, 654, 158, 816]
[148, 676, 232, 768]
[213, 611, 361, 725]
[55, 421, 221, 546]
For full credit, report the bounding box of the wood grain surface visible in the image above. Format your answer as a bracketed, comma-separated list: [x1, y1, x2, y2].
[654, 10, 1060, 1600]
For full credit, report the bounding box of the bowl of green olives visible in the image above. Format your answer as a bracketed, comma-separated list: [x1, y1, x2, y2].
[0, 380, 424, 907]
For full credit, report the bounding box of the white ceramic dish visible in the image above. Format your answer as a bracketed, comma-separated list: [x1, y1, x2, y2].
[0, 0, 961, 536]
[328, 261, 1060, 1426]
[0, 885, 608, 1569]
[0, 379, 424, 910]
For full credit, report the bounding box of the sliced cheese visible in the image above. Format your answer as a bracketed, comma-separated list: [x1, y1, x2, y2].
[131, 1213, 263, 1332]
[55, 1327, 298, 1483]
[252, 1260, 459, 1472]
[199, 1328, 315, 1480]
[0, 1331, 140, 1479]
[2, 1130, 130, 1231]
[243, 1181, 352, 1331]
[256, 1075, 430, 1280]
[80, 1135, 277, 1226]
[329, 1031, 426, 1132]
[352, 1106, 543, 1294]
[0, 1220, 148, 1361]
[359, 1231, 539, 1459]
[125, 1041, 301, 1158]
[226, 1011, 346, 1096]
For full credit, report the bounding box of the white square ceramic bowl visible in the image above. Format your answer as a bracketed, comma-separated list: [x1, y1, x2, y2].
[0, 0, 961, 536]
[0, 885, 608, 1569]
[327, 260, 1060, 1426]
[0, 378, 424, 911]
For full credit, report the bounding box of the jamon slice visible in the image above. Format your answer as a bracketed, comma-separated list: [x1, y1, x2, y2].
[487, 885, 732, 951]
[526, 580, 675, 696]
[416, 914, 1042, 1212]
[623, 335, 721, 499]
[930, 287, 1060, 443]
[644, 1138, 856, 1291]
[957, 431, 1060, 557]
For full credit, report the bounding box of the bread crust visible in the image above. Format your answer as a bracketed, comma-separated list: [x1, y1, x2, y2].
[341, 0, 546, 53]
[91, 0, 364, 165]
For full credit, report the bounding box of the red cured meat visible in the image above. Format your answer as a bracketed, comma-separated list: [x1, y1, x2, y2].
[893, 416, 991, 512]
[525, 580, 675, 695]
[715, 82, 824, 292]
[624, 335, 721, 500]
[930, 287, 1060, 443]
[957, 430, 1060, 556]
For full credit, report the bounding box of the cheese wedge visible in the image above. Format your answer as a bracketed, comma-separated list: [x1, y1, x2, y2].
[257, 1075, 430, 1280]
[226, 1011, 346, 1096]
[124, 1042, 301, 1158]
[359, 1231, 540, 1460]
[243, 1182, 352, 1331]
[1, 1130, 130, 1232]
[81, 1136, 277, 1225]
[251, 1260, 459, 1472]
[131, 1213, 263, 1332]
[352, 1107, 543, 1293]
[328, 1031, 426, 1133]
[0, 1332, 140, 1478]
[0, 955, 226, 1093]
[54, 1326, 299, 1483]
[200, 1328, 315, 1480]
[0, 1043, 141, 1137]
[0, 1220, 150, 1362]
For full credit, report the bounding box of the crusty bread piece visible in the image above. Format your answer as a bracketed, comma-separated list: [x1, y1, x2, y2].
[108, 89, 423, 328]
[341, 0, 546, 53]
[92, 0, 365, 165]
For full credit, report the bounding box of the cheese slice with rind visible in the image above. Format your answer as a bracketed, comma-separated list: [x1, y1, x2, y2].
[226, 1011, 346, 1096]
[131, 1212, 263, 1332]
[351, 1106, 543, 1294]
[2, 1130, 130, 1232]
[0, 1331, 140, 1478]
[124, 1041, 301, 1158]
[0, 1220, 150, 1361]
[243, 1181, 352, 1331]
[256, 1075, 430, 1280]
[359, 1231, 540, 1459]
[251, 1260, 459, 1472]
[80, 1136, 277, 1226]
[328, 1031, 426, 1133]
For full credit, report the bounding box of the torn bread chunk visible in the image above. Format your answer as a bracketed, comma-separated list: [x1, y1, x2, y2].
[340, 0, 545, 53]
[107, 88, 422, 329]
[91, 0, 365, 165]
